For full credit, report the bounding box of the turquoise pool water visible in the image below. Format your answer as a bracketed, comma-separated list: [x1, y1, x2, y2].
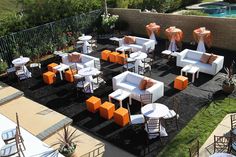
[210, 9, 236, 17]
[201, 4, 236, 18]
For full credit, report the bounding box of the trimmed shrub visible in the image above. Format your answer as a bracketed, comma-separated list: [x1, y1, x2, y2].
[181, 10, 208, 16]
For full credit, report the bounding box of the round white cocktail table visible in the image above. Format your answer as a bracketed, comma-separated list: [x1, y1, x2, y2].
[129, 51, 147, 73]
[78, 35, 92, 54]
[77, 67, 98, 93]
[12, 56, 30, 67]
[142, 103, 169, 137]
[12, 56, 31, 78]
[141, 103, 169, 118]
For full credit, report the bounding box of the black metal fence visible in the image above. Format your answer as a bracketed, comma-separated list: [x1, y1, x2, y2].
[0, 10, 101, 66]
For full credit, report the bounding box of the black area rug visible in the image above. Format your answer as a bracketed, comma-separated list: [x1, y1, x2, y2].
[1, 42, 235, 156]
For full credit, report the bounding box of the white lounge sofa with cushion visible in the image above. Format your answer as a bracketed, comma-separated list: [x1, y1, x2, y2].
[176, 49, 224, 75]
[112, 71, 164, 102]
[61, 52, 99, 70]
[118, 37, 155, 53]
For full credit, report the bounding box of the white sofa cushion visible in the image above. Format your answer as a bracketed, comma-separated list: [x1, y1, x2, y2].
[117, 82, 137, 91]
[181, 59, 199, 65]
[185, 50, 203, 60]
[126, 73, 143, 86]
[128, 44, 143, 51]
[135, 37, 149, 45]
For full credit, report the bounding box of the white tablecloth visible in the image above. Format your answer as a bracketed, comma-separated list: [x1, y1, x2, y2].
[150, 31, 157, 44]
[0, 114, 64, 157]
[197, 34, 206, 52]
[129, 51, 147, 73]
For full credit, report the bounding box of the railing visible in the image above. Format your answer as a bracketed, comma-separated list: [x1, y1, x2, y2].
[0, 10, 102, 66]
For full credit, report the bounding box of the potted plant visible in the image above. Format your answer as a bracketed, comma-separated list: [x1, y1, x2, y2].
[53, 126, 79, 157]
[222, 61, 235, 93]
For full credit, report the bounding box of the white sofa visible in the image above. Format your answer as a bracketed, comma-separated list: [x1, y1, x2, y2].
[176, 49, 224, 75]
[118, 37, 155, 53]
[61, 52, 100, 70]
[112, 71, 164, 103]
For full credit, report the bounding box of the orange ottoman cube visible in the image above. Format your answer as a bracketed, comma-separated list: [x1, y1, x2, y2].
[43, 71, 56, 85]
[99, 101, 115, 120]
[174, 75, 188, 90]
[116, 53, 127, 64]
[65, 69, 77, 83]
[114, 107, 130, 127]
[47, 63, 58, 73]
[101, 50, 111, 61]
[109, 52, 119, 63]
[86, 96, 101, 113]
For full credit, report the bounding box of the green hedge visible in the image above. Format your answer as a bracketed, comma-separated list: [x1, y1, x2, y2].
[109, 0, 201, 13]
[0, 0, 101, 36]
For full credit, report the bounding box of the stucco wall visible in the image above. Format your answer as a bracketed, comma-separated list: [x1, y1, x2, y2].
[109, 8, 236, 51]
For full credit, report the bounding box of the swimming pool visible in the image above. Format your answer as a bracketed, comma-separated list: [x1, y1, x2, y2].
[200, 3, 236, 18]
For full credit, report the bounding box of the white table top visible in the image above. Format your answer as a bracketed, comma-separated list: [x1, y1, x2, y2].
[77, 67, 98, 76]
[109, 89, 131, 101]
[12, 57, 30, 66]
[78, 35, 92, 41]
[209, 153, 236, 157]
[53, 63, 69, 71]
[130, 51, 147, 60]
[181, 65, 199, 74]
[0, 114, 64, 157]
[141, 103, 169, 118]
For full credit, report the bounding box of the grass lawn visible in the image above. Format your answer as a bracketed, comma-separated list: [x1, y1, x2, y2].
[158, 98, 236, 157]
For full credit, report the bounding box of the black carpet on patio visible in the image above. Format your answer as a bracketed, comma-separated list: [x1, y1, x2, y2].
[1, 39, 235, 156]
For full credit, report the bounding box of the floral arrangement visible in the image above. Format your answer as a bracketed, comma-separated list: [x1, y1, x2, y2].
[101, 13, 119, 30]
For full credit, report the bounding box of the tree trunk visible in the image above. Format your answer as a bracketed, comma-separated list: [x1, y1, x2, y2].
[104, 0, 108, 17]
